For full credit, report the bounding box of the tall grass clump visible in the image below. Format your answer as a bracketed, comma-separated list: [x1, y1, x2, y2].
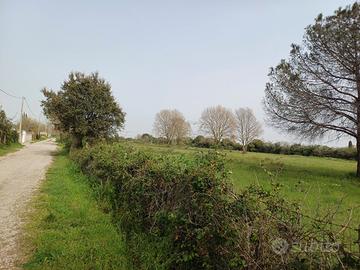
[71, 143, 359, 269]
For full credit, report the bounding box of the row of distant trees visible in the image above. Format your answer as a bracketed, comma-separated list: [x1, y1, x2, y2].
[135, 133, 357, 160]
[0, 107, 18, 145]
[153, 105, 263, 151]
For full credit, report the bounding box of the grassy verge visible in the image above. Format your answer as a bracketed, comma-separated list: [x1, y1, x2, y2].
[0, 142, 23, 156]
[23, 152, 128, 270]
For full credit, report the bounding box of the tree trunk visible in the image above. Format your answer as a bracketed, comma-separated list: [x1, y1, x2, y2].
[242, 144, 247, 154]
[357, 68, 360, 177]
[71, 134, 83, 149]
[357, 137, 360, 177]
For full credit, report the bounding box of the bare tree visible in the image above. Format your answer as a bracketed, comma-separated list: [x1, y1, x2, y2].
[263, 3, 360, 176]
[153, 109, 191, 144]
[235, 108, 262, 152]
[154, 110, 173, 142]
[173, 114, 191, 143]
[199, 105, 235, 144]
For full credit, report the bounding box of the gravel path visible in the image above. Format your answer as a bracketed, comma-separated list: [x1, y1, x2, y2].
[0, 140, 57, 270]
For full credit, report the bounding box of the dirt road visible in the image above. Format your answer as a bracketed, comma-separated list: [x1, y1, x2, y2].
[0, 140, 57, 269]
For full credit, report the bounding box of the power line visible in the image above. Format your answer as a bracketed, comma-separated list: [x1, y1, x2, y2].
[9, 110, 19, 121]
[24, 97, 38, 118]
[0, 88, 39, 119]
[0, 88, 22, 99]
[0, 88, 40, 117]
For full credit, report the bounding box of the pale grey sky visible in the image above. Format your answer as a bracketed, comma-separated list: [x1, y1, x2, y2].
[0, 0, 354, 145]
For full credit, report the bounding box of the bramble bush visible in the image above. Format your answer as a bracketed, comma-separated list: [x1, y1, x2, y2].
[71, 143, 358, 269]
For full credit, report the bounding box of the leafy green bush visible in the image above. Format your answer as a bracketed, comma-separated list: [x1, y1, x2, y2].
[72, 145, 246, 268]
[71, 143, 358, 269]
[0, 108, 18, 145]
[192, 135, 216, 148]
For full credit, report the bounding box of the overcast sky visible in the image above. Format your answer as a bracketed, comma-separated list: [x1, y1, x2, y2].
[0, 0, 354, 145]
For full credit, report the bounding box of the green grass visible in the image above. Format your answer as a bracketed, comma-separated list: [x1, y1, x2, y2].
[126, 142, 360, 230]
[0, 142, 23, 156]
[23, 152, 128, 270]
[226, 151, 360, 225]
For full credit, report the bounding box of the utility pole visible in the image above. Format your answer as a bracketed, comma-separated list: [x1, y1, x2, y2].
[37, 113, 41, 139]
[18, 97, 24, 143]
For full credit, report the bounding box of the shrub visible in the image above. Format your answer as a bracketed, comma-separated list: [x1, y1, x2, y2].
[192, 135, 215, 148]
[220, 138, 242, 150]
[8, 129, 18, 144]
[73, 145, 247, 269]
[71, 143, 357, 269]
[0, 108, 18, 145]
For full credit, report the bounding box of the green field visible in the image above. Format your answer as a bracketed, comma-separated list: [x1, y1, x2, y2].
[23, 153, 128, 270]
[129, 142, 360, 230]
[0, 143, 23, 156]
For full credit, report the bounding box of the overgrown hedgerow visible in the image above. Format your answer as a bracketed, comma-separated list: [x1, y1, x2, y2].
[71, 143, 358, 269]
